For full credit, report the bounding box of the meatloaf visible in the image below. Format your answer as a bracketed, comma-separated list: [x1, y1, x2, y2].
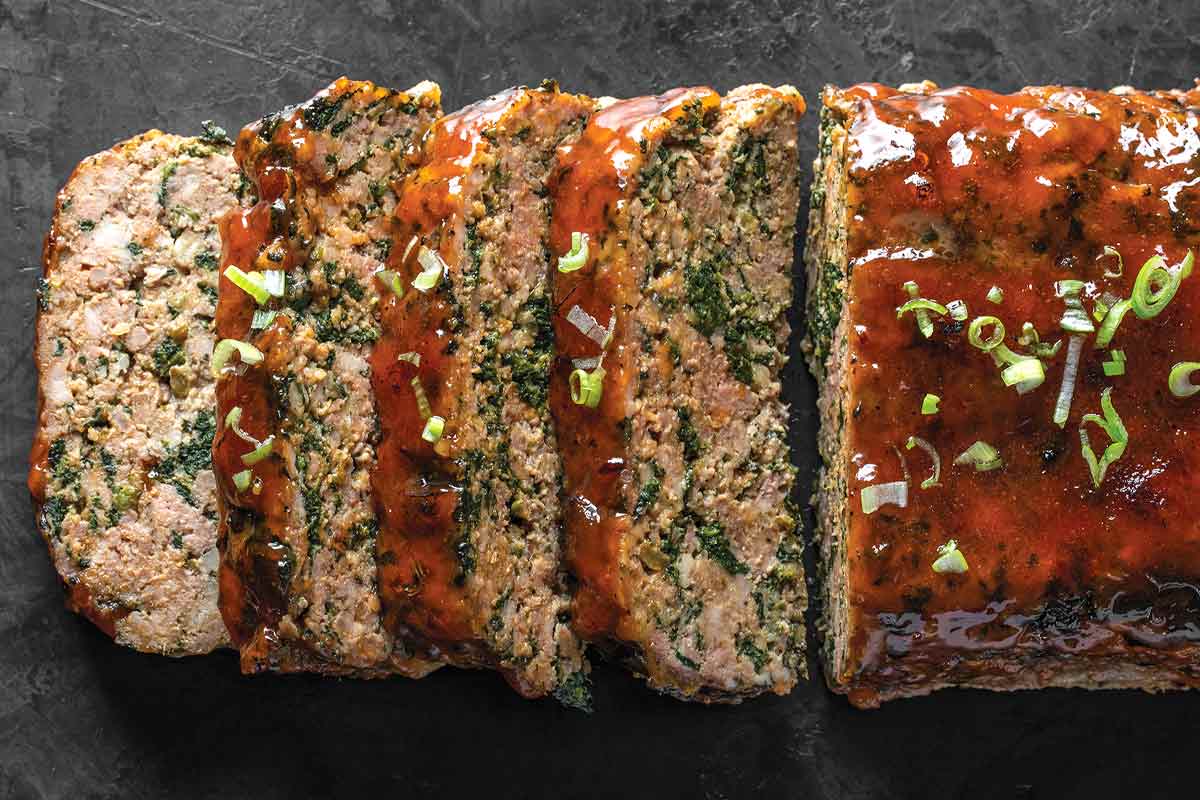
[549, 85, 807, 701]
[29, 128, 241, 655]
[805, 81, 1200, 707]
[213, 78, 443, 676]
[374, 83, 593, 704]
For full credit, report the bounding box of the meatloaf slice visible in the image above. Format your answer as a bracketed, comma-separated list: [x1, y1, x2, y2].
[374, 83, 593, 703]
[214, 78, 443, 676]
[549, 85, 807, 701]
[806, 81, 1200, 708]
[29, 128, 241, 655]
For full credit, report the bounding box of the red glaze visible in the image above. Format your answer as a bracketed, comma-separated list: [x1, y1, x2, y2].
[213, 80, 356, 657]
[547, 88, 720, 640]
[836, 82, 1200, 698]
[372, 90, 521, 649]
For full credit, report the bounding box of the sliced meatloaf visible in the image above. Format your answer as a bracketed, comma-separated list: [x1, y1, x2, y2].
[549, 85, 807, 701]
[30, 128, 241, 655]
[806, 81, 1200, 707]
[374, 83, 593, 703]
[213, 78, 443, 676]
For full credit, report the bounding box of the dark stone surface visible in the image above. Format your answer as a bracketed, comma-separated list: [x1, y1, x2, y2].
[2, 1, 1199, 797]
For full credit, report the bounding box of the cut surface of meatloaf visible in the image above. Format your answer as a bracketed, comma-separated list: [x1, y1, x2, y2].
[805, 81, 1200, 708]
[375, 83, 593, 703]
[214, 78, 443, 676]
[549, 85, 807, 701]
[29, 128, 241, 655]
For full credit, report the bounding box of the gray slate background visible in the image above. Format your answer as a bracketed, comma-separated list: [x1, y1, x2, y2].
[3, 1, 1200, 798]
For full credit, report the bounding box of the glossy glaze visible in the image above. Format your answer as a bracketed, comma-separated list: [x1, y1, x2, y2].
[372, 90, 521, 651]
[547, 88, 720, 640]
[837, 82, 1200, 700]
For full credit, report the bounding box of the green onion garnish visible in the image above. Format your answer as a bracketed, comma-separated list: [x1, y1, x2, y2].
[905, 436, 941, 489]
[241, 435, 275, 466]
[954, 440, 1002, 472]
[375, 268, 405, 297]
[211, 338, 264, 378]
[421, 415, 445, 443]
[412, 246, 445, 292]
[1079, 387, 1127, 487]
[1131, 251, 1193, 319]
[1001, 357, 1045, 388]
[1053, 335, 1084, 428]
[224, 405, 261, 447]
[1102, 350, 1126, 377]
[263, 270, 285, 298]
[986, 286, 1004, 304]
[1168, 362, 1200, 398]
[1101, 245, 1124, 278]
[1095, 298, 1133, 348]
[921, 393, 940, 415]
[896, 281, 947, 339]
[1056, 280, 1096, 334]
[411, 376, 432, 419]
[947, 299, 968, 321]
[250, 309, 277, 330]
[932, 539, 968, 574]
[860, 481, 908, 515]
[558, 231, 590, 273]
[1017, 322, 1062, 359]
[397, 351, 421, 366]
[968, 315, 1005, 351]
[570, 365, 606, 408]
[224, 265, 270, 305]
[232, 470, 252, 492]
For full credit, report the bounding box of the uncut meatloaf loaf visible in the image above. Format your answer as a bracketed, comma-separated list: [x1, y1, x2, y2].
[375, 83, 593, 703]
[30, 128, 241, 655]
[806, 81, 1200, 708]
[214, 78, 442, 676]
[549, 85, 807, 701]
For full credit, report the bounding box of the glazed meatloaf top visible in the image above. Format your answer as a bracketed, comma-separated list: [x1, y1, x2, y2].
[214, 78, 443, 676]
[549, 85, 807, 701]
[373, 83, 593, 702]
[811, 81, 1200, 707]
[30, 128, 241, 655]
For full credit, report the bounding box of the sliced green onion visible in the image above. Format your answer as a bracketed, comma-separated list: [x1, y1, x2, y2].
[397, 351, 421, 366]
[411, 376, 431, 419]
[921, 393, 940, 415]
[1102, 349, 1126, 376]
[224, 406, 260, 446]
[954, 440, 1002, 472]
[1095, 298, 1133, 348]
[1079, 387, 1127, 487]
[375, 268, 405, 297]
[905, 436, 941, 489]
[232, 470, 252, 492]
[250, 309, 277, 330]
[1017, 322, 1062, 359]
[412, 246, 446, 292]
[241, 435, 275, 466]
[986, 286, 1004, 304]
[1001, 357, 1045, 389]
[1053, 335, 1084, 428]
[1131, 251, 1193, 319]
[558, 231, 590, 273]
[263, 270, 285, 297]
[860, 481, 908, 515]
[967, 315, 1005, 351]
[932, 540, 968, 574]
[570, 365, 606, 408]
[1056, 280, 1096, 334]
[947, 299, 968, 321]
[211, 338, 264, 378]
[421, 415, 445, 443]
[1168, 362, 1200, 398]
[1101, 245, 1124, 278]
[224, 265, 270, 305]
[897, 280, 948, 339]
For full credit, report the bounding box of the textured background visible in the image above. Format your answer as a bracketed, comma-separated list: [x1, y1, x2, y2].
[3, 1, 1200, 798]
